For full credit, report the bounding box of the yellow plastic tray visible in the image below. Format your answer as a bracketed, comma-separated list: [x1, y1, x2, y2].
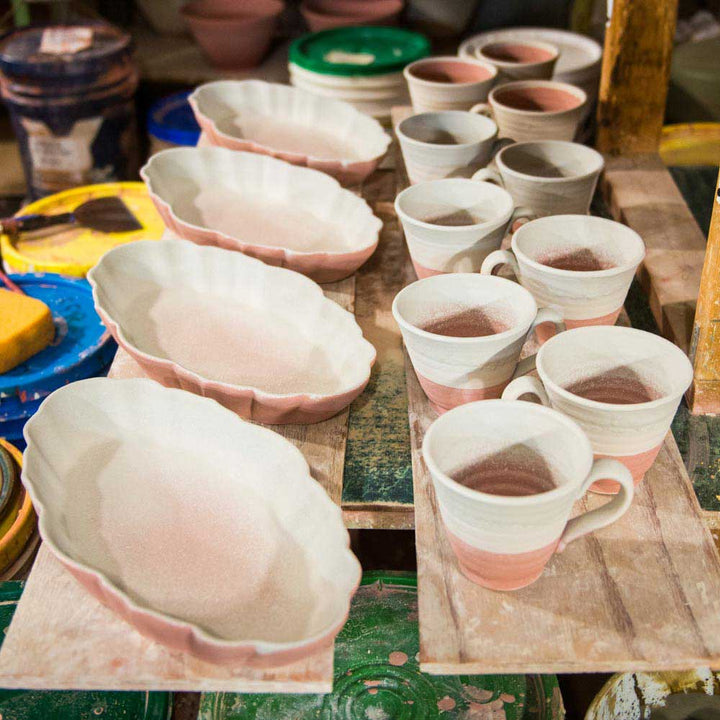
[1, 182, 165, 277]
[660, 122, 720, 166]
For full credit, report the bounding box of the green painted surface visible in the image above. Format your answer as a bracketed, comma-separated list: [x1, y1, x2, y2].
[199, 572, 563, 720]
[0, 582, 172, 720]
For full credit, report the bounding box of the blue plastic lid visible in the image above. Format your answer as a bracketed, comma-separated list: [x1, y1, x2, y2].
[147, 90, 201, 147]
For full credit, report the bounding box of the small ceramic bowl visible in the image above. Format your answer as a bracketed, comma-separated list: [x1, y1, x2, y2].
[300, 0, 402, 31]
[22, 377, 361, 666]
[310, 0, 402, 14]
[182, 0, 284, 69]
[87, 240, 376, 424]
[141, 147, 382, 282]
[189, 80, 391, 185]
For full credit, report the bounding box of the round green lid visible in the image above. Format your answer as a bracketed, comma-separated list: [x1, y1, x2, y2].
[289, 26, 430, 77]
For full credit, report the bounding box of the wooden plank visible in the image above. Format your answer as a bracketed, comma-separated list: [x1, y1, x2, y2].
[0, 546, 333, 692]
[409, 351, 720, 674]
[601, 153, 706, 356]
[689, 168, 720, 414]
[596, 0, 678, 154]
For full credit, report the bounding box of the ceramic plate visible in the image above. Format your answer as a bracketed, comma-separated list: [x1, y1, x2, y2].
[88, 240, 376, 424]
[22, 377, 361, 666]
[189, 80, 391, 185]
[141, 147, 382, 283]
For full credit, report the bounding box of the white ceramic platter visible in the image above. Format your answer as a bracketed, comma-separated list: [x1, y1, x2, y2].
[189, 80, 391, 185]
[141, 147, 382, 283]
[87, 240, 376, 424]
[22, 377, 361, 666]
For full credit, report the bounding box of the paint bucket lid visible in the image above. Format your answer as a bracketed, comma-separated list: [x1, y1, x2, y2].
[0, 274, 115, 406]
[148, 90, 201, 147]
[289, 26, 430, 77]
[0, 22, 132, 82]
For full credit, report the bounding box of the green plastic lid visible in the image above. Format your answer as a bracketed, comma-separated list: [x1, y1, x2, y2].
[289, 26, 430, 77]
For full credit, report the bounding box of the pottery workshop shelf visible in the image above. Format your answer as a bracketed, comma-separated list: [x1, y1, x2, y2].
[386, 107, 720, 675]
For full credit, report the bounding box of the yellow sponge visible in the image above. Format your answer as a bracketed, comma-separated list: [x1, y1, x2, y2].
[0, 288, 55, 374]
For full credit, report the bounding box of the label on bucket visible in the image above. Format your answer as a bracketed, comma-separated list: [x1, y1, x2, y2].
[21, 117, 103, 194]
[39, 27, 93, 55]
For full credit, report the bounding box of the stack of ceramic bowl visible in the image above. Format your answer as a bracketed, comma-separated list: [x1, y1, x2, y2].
[289, 26, 430, 120]
[459, 27, 602, 122]
[300, 0, 404, 32]
[182, 0, 284, 69]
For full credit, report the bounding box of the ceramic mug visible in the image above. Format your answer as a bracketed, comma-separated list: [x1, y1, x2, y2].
[395, 178, 535, 278]
[481, 215, 646, 328]
[404, 56, 498, 113]
[472, 140, 605, 216]
[502, 326, 693, 494]
[476, 39, 559, 84]
[397, 111, 510, 184]
[471, 80, 587, 142]
[392, 273, 564, 413]
[423, 399, 634, 590]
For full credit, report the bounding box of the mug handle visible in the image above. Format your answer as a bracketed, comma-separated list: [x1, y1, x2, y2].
[472, 166, 504, 186]
[509, 205, 536, 233]
[557, 458, 634, 552]
[502, 375, 550, 403]
[470, 102, 493, 118]
[481, 249, 518, 276]
[506, 307, 565, 380]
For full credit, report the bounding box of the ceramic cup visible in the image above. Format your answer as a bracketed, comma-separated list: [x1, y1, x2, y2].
[476, 39, 559, 84]
[481, 215, 646, 328]
[502, 326, 693, 494]
[423, 399, 634, 590]
[395, 178, 535, 278]
[397, 110, 510, 184]
[392, 274, 565, 413]
[471, 140, 605, 216]
[471, 80, 587, 142]
[404, 56, 498, 113]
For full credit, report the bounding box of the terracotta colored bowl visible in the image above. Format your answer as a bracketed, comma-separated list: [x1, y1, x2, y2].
[182, 0, 283, 69]
[300, 1, 401, 31]
[308, 0, 402, 16]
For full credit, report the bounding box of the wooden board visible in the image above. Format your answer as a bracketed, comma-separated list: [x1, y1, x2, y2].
[409, 351, 720, 674]
[0, 545, 333, 692]
[689, 168, 720, 414]
[596, 0, 678, 154]
[601, 153, 707, 358]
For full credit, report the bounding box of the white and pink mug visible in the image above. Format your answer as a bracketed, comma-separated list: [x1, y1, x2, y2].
[395, 178, 534, 278]
[404, 56, 498, 113]
[502, 326, 693, 494]
[392, 274, 564, 413]
[481, 215, 646, 328]
[472, 80, 587, 142]
[423, 399, 634, 590]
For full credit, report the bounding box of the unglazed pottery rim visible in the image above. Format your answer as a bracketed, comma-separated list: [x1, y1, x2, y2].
[88, 240, 377, 403]
[496, 140, 605, 183]
[477, 39, 559, 68]
[394, 178, 514, 234]
[22, 378, 362, 663]
[422, 399, 594, 505]
[189, 80, 391, 168]
[534, 326, 694, 413]
[181, 0, 284, 22]
[511, 215, 646, 278]
[391, 274, 538, 345]
[140, 147, 382, 260]
[403, 55, 498, 87]
[489, 80, 587, 117]
[396, 111, 498, 150]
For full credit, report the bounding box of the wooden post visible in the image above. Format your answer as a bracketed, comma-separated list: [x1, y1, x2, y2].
[689, 169, 720, 414]
[596, 0, 678, 154]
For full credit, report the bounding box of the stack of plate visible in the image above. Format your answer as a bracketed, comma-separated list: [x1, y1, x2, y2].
[459, 27, 602, 121]
[0, 274, 116, 450]
[289, 26, 430, 120]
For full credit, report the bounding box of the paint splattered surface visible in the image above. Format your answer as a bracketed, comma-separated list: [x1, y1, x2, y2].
[0, 581, 172, 719]
[198, 573, 563, 720]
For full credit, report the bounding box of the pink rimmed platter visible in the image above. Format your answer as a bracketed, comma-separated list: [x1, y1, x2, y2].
[189, 80, 391, 185]
[141, 147, 382, 283]
[87, 240, 376, 424]
[21, 377, 361, 667]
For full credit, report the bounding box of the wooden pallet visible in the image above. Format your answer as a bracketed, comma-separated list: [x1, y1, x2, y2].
[0, 545, 333, 692]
